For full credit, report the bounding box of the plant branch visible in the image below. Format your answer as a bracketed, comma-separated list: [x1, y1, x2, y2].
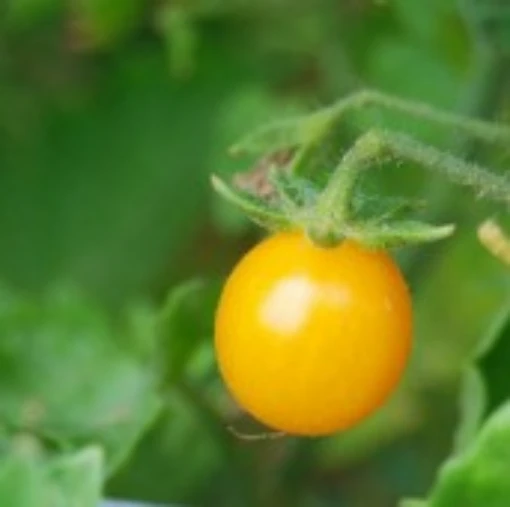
[288, 88, 510, 180]
[309, 128, 510, 246]
[324, 89, 510, 145]
[318, 128, 510, 216]
[376, 130, 510, 206]
[314, 130, 384, 223]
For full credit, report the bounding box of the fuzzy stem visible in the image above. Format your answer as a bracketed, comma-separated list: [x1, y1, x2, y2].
[323, 126, 510, 213]
[376, 130, 510, 205]
[315, 130, 385, 222]
[327, 89, 510, 145]
[311, 128, 510, 245]
[400, 2, 510, 281]
[290, 88, 510, 179]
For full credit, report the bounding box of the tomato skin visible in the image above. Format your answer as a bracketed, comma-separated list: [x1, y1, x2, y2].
[215, 231, 412, 436]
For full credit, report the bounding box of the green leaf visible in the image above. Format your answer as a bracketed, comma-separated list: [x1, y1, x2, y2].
[0, 442, 43, 507]
[158, 4, 199, 79]
[5, 0, 62, 30]
[73, 0, 145, 47]
[425, 402, 510, 507]
[158, 279, 219, 383]
[0, 442, 103, 507]
[400, 500, 429, 507]
[46, 446, 103, 507]
[460, 0, 510, 54]
[392, 0, 462, 51]
[402, 309, 510, 507]
[365, 38, 462, 112]
[455, 304, 510, 449]
[0, 287, 161, 475]
[454, 366, 487, 453]
[0, 46, 231, 304]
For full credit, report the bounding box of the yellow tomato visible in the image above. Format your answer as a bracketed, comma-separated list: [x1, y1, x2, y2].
[215, 231, 412, 436]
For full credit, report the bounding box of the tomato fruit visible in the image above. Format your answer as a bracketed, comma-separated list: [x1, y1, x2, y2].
[215, 231, 412, 436]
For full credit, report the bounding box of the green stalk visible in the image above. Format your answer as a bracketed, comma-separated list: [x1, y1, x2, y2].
[403, 11, 510, 279]
[325, 89, 510, 145]
[314, 131, 384, 221]
[308, 128, 509, 247]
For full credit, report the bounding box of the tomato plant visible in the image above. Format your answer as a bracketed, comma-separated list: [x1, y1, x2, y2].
[212, 87, 510, 440]
[216, 231, 412, 435]
[2, 0, 510, 506]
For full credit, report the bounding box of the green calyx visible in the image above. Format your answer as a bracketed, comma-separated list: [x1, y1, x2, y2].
[212, 89, 510, 249]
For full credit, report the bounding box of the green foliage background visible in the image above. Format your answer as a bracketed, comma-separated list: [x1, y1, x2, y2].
[0, 0, 509, 506]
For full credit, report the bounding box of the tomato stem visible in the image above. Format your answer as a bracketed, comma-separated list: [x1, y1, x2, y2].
[325, 89, 510, 145]
[308, 127, 510, 247]
[371, 129, 510, 205]
[290, 89, 510, 180]
[321, 127, 510, 213]
[219, 87, 510, 249]
[230, 89, 510, 171]
[324, 130, 386, 211]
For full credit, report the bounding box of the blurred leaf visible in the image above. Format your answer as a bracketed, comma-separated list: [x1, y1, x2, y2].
[158, 4, 199, 79]
[5, 0, 62, 29]
[412, 226, 510, 389]
[0, 46, 233, 302]
[475, 305, 510, 417]
[0, 286, 161, 475]
[365, 38, 462, 110]
[72, 0, 145, 48]
[460, 0, 510, 54]
[108, 386, 255, 506]
[404, 402, 510, 507]
[158, 279, 219, 383]
[454, 304, 510, 450]
[392, 0, 467, 62]
[316, 389, 421, 467]
[401, 501, 428, 507]
[403, 307, 510, 506]
[454, 366, 486, 453]
[0, 444, 103, 507]
[46, 446, 103, 507]
[0, 442, 42, 507]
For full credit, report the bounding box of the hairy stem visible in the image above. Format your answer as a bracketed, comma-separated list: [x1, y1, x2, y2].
[403, 3, 510, 278]
[314, 130, 384, 222]
[325, 89, 510, 145]
[290, 86, 510, 182]
[312, 128, 510, 244]
[377, 130, 510, 206]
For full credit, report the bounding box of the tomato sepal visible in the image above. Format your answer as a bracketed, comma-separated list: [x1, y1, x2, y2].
[210, 174, 293, 230]
[345, 220, 456, 249]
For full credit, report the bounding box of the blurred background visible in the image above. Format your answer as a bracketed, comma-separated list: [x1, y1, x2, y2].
[1, 1, 510, 506]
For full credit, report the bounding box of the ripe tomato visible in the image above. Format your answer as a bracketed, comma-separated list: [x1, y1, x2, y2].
[215, 231, 412, 436]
